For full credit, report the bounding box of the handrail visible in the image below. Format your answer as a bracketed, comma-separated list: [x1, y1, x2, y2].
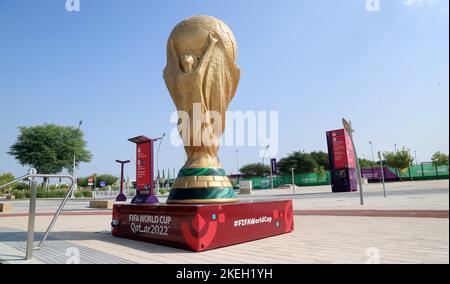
[35, 174, 75, 248]
[0, 169, 76, 260]
[0, 173, 33, 189]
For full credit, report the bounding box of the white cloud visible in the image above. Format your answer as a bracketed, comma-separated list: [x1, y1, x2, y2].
[403, 0, 441, 7]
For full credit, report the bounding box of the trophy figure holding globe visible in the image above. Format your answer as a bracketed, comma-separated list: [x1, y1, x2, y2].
[163, 15, 240, 204]
[112, 15, 293, 252]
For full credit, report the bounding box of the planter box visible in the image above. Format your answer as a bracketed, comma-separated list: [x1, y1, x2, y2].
[0, 203, 12, 213]
[6, 195, 15, 200]
[89, 200, 114, 209]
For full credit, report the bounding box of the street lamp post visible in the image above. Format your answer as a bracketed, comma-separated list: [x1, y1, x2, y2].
[270, 161, 274, 190]
[71, 120, 82, 198]
[378, 151, 387, 198]
[262, 144, 273, 189]
[262, 145, 270, 170]
[93, 166, 99, 199]
[290, 167, 295, 194]
[408, 148, 413, 181]
[236, 149, 239, 175]
[155, 133, 166, 193]
[369, 141, 377, 183]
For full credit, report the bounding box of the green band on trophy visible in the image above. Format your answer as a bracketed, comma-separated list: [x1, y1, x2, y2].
[167, 187, 237, 203]
[178, 168, 227, 177]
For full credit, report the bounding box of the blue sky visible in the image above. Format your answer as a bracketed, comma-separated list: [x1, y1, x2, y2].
[0, 0, 448, 179]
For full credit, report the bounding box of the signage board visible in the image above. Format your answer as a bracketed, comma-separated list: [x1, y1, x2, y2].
[270, 158, 277, 174]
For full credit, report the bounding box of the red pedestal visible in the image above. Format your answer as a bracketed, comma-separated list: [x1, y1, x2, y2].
[111, 200, 294, 252]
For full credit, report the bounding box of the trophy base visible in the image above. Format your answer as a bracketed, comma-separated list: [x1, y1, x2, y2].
[111, 200, 294, 252]
[167, 168, 238, 204]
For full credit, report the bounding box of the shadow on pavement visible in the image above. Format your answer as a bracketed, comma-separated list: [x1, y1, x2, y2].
[0, 230, 192, 254]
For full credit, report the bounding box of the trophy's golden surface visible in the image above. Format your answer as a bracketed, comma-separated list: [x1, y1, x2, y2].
[164, 15, 240, 204]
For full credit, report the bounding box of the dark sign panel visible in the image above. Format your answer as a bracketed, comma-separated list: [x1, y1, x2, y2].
[326, 129, 358, 192]
[270, 158, 277, 174]
[330, 129, 347, 168]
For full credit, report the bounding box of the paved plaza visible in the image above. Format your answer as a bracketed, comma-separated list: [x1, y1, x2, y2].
[0, 180, 448, 264]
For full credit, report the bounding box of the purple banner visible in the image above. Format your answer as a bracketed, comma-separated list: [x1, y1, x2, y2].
[361, 167, 398, 181]
[271, 158, 277, 174]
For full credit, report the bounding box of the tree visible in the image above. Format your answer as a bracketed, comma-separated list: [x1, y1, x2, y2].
[78, 174, 119, 188]
[384, 147, 414, 174]
[358, 158, 378, 168]
[96, 174, 118, 187]
[0, 172, 15, 186]
[239, 163, 270, 177]
[8, 124, 92, 181]
[431, 152, 449, 168]
[309, 151, 330, 171]
[0, 172, 15, 193]
[278, 151, 318, 174]
[313, 165, 327, 180]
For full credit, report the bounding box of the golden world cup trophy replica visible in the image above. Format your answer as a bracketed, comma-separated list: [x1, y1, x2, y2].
[164, 15, 240, 204]
[112, 15, 294, 251]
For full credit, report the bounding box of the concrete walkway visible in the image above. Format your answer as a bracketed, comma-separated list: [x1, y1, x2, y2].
[0, 180, 448, 264]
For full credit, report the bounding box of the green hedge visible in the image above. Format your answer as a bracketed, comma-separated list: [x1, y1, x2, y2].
[10, 190, 27, 199]
[36, 190, 68, 198]
[74, 190, 93, 198]
[10, 189, 70, 199]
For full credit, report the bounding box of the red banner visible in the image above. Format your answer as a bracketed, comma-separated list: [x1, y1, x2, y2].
[136, 142, 152, 189]
[330, 129, 347, 168]
[328, 129, 356, 169]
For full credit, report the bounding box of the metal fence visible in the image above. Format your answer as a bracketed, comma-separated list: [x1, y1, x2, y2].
[232, 162, 449, 189]
[92, 189, 135, 199]
[361, 163, 449, 182]
[232, 172, 331, 189]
